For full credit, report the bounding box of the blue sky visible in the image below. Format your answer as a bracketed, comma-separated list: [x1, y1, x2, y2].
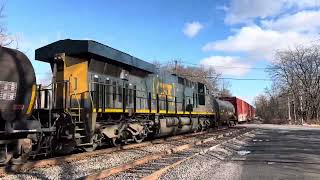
[5, 0, 320, 104]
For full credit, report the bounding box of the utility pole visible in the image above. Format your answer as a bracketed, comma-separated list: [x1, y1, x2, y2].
[293, 101, 297, 123]
[222, 80, 225, 96]
[174, 60, 178, 75]
[288, 96, 291, 123]
[299, 80, 304, 125]
[300, 95, 304, 125]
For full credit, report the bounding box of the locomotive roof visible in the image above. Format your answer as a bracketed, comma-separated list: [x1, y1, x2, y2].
[35, 39, 156, 73]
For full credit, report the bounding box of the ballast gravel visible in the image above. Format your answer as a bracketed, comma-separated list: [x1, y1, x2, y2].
[1, 128, 249, 180]
[2, 143, 176, 180]
[160, 132, 254, 180]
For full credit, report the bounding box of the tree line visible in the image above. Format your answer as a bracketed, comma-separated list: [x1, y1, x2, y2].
[255, 44, 320, 124]
[157, 60, 232, 97]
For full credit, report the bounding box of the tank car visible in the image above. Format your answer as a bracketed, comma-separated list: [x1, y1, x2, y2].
[0, 47, 41, 164]
[213, 99, 236, 126]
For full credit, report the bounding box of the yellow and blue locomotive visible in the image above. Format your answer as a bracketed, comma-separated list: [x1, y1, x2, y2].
[0, 39, 236, 165]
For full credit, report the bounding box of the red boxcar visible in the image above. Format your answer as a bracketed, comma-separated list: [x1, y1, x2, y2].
[249, 105, 256, 120]
[220, 97, 255, 122]
[252, 107, 256, 118]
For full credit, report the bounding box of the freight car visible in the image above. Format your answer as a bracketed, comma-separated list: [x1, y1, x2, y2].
[0, 39, 237, 165]
[220, 96, 255, 122]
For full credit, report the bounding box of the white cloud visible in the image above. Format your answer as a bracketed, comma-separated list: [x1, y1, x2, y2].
[261, 10, 320, 33]
[207, 0, 320, 101]
[286, 0, 320, 9]
[202, 26, 313, 61]
[183, 22, 203, 38]
[224, 0, 320, 24]
[207, 3, 320, 62]
[200, 56, 251, 76]
[225, 0, 283, 24]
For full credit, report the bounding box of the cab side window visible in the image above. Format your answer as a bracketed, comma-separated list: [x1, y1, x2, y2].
[198, 83, 205, 105]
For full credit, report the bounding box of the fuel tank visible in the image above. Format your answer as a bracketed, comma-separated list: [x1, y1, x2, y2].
[0, 47, 37, 132]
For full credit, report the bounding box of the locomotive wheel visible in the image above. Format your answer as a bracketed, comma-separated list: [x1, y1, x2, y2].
[83, 134, 99, 152]
[197, 124, 203, 132]
[54, 139, 76, 155]
[122, 130, 133, 144]
[1, 152, 12, 165]
[11, 153, 29, 165]
[111, 130, 133, 146]
[83, 142, 98, 152]
[83, 144, 97, 152]
[111, 138, 121, 147]
[133, 135, 144, 143]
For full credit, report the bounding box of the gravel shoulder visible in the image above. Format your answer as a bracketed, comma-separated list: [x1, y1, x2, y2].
[159, 131, 255, 180]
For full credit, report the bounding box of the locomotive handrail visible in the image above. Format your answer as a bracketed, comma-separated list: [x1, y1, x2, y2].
[69, 91, 81, 123]
[88, 91, 94, 110]
[88, 81, 206, 114]
[89, 81, 205, 97]
[69, 90, 94, 111]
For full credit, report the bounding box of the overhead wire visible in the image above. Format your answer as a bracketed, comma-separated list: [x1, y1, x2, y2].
[169, 61, 279, 70]
[162, 60, 273, 81]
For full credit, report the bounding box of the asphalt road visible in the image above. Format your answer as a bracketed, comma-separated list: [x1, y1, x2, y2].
[229, 124, 320, 180]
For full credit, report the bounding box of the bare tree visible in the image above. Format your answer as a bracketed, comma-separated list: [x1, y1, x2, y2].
[152, 60, 161, 71]
[268, 45, 320, 123]
[0, 4, 16, 47]
[254, 86, 289, 124]
[219, 80, 232, 97]
[161, 60, 221, 95]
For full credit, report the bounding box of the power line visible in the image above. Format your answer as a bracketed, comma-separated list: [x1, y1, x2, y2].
[197, 76, 272, 81]
[218, 77, 272, 81]
[178, 61, 278, 70]
[173, 72, 272, 81]
[162, 61, 276, 81]
[162, 60, 279, 71]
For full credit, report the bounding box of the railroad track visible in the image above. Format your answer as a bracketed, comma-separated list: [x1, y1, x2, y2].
[82, 127, 252, 180]
[0, 126, 235, 176]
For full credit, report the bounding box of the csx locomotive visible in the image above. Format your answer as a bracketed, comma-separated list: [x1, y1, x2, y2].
[0, 39, 236, 165]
